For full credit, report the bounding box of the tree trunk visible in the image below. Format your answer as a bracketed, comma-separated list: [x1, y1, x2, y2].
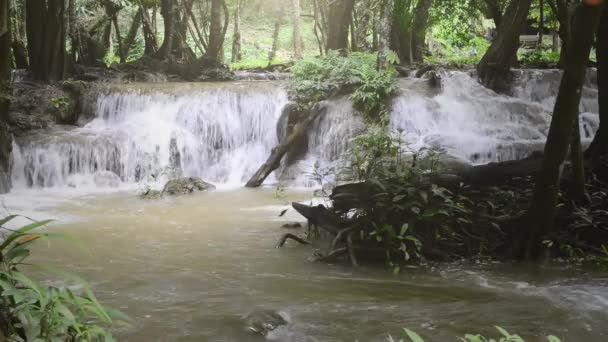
[519, 2, 602, 260]
[585, 5, 608, 177]
[477, 0, 533, 93]
[391, 0, 412, 64]
[10, 0, 27, 68]
[377, 0, 392, 71]
[246, 104, 327, 188]
[411, 0, 433, 62]
[0, 0, 10, 88]
[355, 0, 372, 51]
[268, 14, 282, 66]
[26, 0, 67, 82]
[202, 0, 226, 64]
[231, 0, 242, 62]
[157, 0, 176, 59]
[112, 14, 125, 63]
[484, 0, 503, 29]
[312, 0, 326, 55]
[141, 6, 158, 56]
[122, 8, 143, 62]
[292, 0, 303, 58]
[539, 0, 544, 46]
[326, 0, 354, 52]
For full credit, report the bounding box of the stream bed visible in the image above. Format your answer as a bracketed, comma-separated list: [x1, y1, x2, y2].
[3, 188, 607, 342]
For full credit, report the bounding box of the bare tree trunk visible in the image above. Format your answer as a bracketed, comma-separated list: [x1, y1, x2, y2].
[539, 0, 544, 46]
[312, 0, 326, 55]
[326, 0, 354, 52]
[377, 0, 392, 71]
[292, 0, 303, 58]
[477, 0, 533, 93]
[157, 0, 175, 59]
[141, 6, 158, 56]
[391, 0, 412, 64]
[411, 0, 433, 62]
[11, 0, 27, 68]
[231, 0, 242, 62]
[268, 13, 282, 66]
[586, 6, 608, 178]
[484, 0, 503, 29]
[122, 8, 143, 62]
[355, 0, 371, 51]
[0, 0, 10, 86]
[26, 0, 67, 82]
[112, 14, 125, 63]
[202, 0, 227, 64]
[518, 2, 602, 260]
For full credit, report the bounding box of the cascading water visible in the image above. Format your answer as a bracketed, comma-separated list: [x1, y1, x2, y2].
[11, 83, 288, 189]
[9, 70, 600, 191]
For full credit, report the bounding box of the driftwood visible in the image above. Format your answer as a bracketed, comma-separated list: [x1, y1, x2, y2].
[245, 104, 327, 187]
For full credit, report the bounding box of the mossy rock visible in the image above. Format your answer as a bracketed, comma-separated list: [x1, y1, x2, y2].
[243, 310, 287, 336]
[162, 177, 216, 196]
[139, 189, 163, 200]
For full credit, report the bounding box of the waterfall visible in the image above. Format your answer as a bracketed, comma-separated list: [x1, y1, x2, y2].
[12, 83, 288, 189]
[9, 70, 600, 191]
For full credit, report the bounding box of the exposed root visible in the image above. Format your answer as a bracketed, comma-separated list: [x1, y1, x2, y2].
[313, 247, 347, 262]
[329, 227, 352, 252]
[276, 233, 310, 248]
[346, 232, 359, 267]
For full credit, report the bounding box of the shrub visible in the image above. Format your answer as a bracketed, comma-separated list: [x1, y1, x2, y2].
[0, 215, 127, 341]
[289, 52, 397, 122]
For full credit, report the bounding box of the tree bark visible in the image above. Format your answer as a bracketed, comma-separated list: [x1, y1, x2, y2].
[377, 0, 392, 70]
[231, 0, 242, 62]
[391, 0, 412, 64]
[539, 0, 544, 46]
[0, 0, 10, 88]
[355, 0, 372, 51]
[484, 0, 503, 29]
[157, 0, 176, 59]
[122, 8, 143, 62]
[268, 13, 282, 67]
[26, 0, 67, 82]
[477, 0, 533, 93]
[246, 104, 327, 188]
[141, 6, 158, 56]
[202, 0, 227, 64]
[10, 0, 27, 68]
[292, 0, 303, 58]
[519, 2, 602, 260]
[585, 6, 608, 177]
[112, 14, 125, 63]
[312, 0, 326, 55]
[326, 0, 354, 52]
[411, 0, 433, 62]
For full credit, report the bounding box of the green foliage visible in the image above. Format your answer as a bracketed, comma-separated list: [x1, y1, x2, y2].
[425, 36, 490, 67]
[429, 0, 486, 48]
[390, 326, 561, 342]
[0, 216, 127, 341]
[518, 48, 560, 67]
[50, 96, 70, 110]
[289, 52, 397, 122]
[337, 127, 471, 266]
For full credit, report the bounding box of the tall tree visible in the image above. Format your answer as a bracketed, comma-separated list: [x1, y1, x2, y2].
[268, 8, 283, 66]
[377, 0, 393, 70]
[477, 0, 533, 93]
[411, 0, 433, 62]
[586, 5, 608, 177]
[0, 0, 10, 93]
[157, 0, 177, 59]
[292, 0, 303, 58]
[141, 5, 158, 56]
[11, 0, 27, 68]
[231, 0, 242, 62]
[202, 0, 228, 64]
[355, 0, 372, 51]
[26, 0, 67, 82]
[517, 1, 602, 259]
[326, 0, 354, 51]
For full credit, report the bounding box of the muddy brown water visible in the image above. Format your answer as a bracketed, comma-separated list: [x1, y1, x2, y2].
[7, 189, 608, 341]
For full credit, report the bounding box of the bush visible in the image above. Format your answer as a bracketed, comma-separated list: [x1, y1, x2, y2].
[289, 52, 397, 122]
[0, 216, 127, 341]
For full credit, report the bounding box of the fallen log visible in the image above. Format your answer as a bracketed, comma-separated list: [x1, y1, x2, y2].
[291, 202, 346, 235]
[245, 103, 327, 188]
[276, 233, 309, 247]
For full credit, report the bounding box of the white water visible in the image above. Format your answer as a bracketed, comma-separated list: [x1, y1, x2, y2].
[9, 70, 599, 191]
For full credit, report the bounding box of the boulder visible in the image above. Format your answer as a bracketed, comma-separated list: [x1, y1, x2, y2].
[139, 189, 163, 200]
[243, 310, 288, 336]
[162, 177, 216, 195]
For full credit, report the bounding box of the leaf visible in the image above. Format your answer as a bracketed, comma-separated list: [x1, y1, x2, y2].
[400, 223, 409, 236]
[0, 220, 53, 251]
[403, 328, 425, 342]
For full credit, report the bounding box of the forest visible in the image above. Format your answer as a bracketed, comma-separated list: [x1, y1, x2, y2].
[0, 0, 607, 341]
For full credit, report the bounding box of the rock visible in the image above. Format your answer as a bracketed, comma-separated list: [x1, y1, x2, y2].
[243, 310, 288, 336]
[168, 137, 183, 179]
[162, 177, 216, 195]
[93, 171, 121, 188]
[281, 222, 302, 229]
[139, 189, 163, 200]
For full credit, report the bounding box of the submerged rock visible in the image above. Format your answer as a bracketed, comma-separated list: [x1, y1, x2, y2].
[244, 310, 288, 336]
[139, 189, 163, 200]
[162, 177, 216, 195]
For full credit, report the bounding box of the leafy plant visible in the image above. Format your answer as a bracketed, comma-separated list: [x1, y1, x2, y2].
[50, 96, 70, 110]
[289, 51, 397, 122]
[0, 215, 127, 341]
